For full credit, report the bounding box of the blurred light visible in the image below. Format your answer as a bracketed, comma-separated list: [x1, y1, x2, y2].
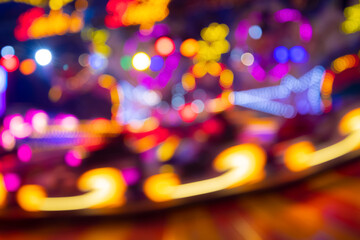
[250, 64, 266, 81]
[171, 95, 185, 110]
[241, 52, 254, 66]
[285, 109, 360, 172]
[157, 135, 180, 162]
[19, 59, 36, 75]
[35, 49, 52, 66]
[18, 144, 32, 162]
[144, 143, 266, 201]
[49, 86, 62, 102]
[89, 53, 108, 71]
[105, 0, 170, 29]
[17, 168, 127, 211]
[61, 115, 79, 131]
[273, 46, 288, 63]
[0, 66, 7, 94]
[230, 48, 243, 62]
[121, 168, 140, 185]
[206, 61, 222, 76]
[181, 73, 196, 91]
[289, 46, 308, 63]
[1, 46, 15, 59]
[78, 53, 89, 67]
[65, 149, 82, 167]
[0, 65, 7, 98]
[219, 69, 234, 88]
[132, 52, 151, 71]
[321, 71, 334, 96]
[269, 63, 289, 80]
[155, 37, 175, 56]
[0, 55, 19, 72]
[16, 185, 46, 212]
[191, 99, 205, 113]
[120, 55, 132, 71]
[98, 74, 116, 89]
[342, 3, 360, 34]
[274, 8, 301, 22]
[179, 104, 197, 122]
[284, 141, 315, 172]
[8, 115, 32, 139]
[150, 56, 164, 71]
[3, 173, 20, 192]
[339, 108, 360, 135]
[299, 23, 312, 42]
[192, 62, 207, 78]
[180, 38, 199, 57]
[143, 90, 161, 106]
[248, 25, 262, 39]
[1, 130, 15, 151]
[144, 173, 180, 202]
[332, 54, 358, 73]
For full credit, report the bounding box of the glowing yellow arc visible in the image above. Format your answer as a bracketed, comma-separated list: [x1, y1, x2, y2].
[17, 168, 127, 212]
[144, 144, 266, 202]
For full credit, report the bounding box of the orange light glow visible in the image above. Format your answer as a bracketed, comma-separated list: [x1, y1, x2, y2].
[180, 38, 199, 57]
[284, 141, 315, 172]
[143, 173, 180, 202]
[339, 108, 360, 135]
[19, 59, 36, 75]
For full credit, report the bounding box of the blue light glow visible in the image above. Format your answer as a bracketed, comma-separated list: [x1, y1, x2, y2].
[0, 66, 7, 116]
[150, 56, 164, 71]
[248, 25, 262, 39]
[1, 46, 14, 59]
[89, 53, 108, 71]
[289, 46, 308, 63]
[273, 46, 289, 63]
[233, 66, 325, 118]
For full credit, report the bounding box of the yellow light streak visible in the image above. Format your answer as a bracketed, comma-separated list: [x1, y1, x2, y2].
[285, 108, 360, 171]
[144, 143, 266, 202]
[17, 168, 127, 211]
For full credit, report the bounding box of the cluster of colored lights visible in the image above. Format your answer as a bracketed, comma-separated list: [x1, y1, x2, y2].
[105, 0, 170, 30]
[0, 0, 357, 216]
[14, 0, 86, 41]
[0, 45, 52, 76]
[342, 2, 360, 34]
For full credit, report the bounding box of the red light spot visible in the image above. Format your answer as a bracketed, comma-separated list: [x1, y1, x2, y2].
[1, 56, 19, 72]
[14, 7, 44, 41]
[155, 37, 175, 56]
[179, 104, 197, 122]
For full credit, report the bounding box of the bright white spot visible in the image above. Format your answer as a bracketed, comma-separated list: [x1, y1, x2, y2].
[35, 49, 52, 66]
[241, 52, 255, 66]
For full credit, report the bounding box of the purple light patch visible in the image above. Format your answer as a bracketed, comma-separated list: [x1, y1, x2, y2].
[250, 64, 266, 81]
[3, 173, 20, 192]
[274, 9, 301, 23]
[141, 76, 154, 89]
[269, 63, 289, 80]
[65, 150, 82, 167]
[300, 22, 313, 42]
[235, 20, 249, 43]
[17, 144, 32, 162]
[151, 24, 170, 38]
[165, 53, 181, 70]
[150, 56, 164, 71]
[121, 168, 140, 185]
